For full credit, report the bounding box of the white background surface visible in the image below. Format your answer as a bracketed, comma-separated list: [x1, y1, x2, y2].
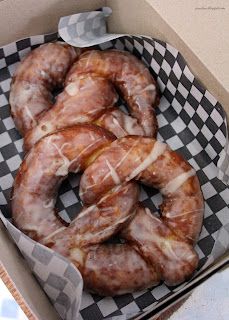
[169, 267, 229, 320]
[0, 279, 27, 320]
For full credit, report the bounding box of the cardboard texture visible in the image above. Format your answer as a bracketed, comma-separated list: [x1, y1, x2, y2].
[0, 0, 228, 319]
[107, 0, 229, 115]
[0, 0, 104, 44]
[0, 30, 228, 319]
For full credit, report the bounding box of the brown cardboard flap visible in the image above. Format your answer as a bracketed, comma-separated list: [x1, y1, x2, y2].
[0, 0, 104, 45]
[148, 0, 229, 92]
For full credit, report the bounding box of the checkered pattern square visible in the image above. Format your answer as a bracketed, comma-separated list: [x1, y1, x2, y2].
[0, 29, 229, 320]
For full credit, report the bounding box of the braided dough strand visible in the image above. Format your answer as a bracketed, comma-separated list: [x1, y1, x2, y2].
[10, 42, 79, 135]
[23, 49, 159, 151]
[67, 49, 160, 137]
[23, 75, 118, 150]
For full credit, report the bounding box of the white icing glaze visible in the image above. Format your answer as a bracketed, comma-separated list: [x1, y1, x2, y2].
[123, 115, 143, 135]
[79, 213, 134, 242]
[163, 240, 180, 261]
[11, 82, 40, 113]
[161, 169, 196, 195]
[14, 193, 57, 237]
[135, 96, 150, 109]
[128, 141, 166, 180]
[89, 132, 96, 141]
[76, 205, 98, 219]
[70, 115, 91, 123]
[43, 226, 66, 243]
[105, 159, 121, 184]
[112, 117, 127, 135]
[80, 177, 126, 201]
[24, 104, 36, 124]
[79, 181, 98, 197]
[65, 82, 80, 96]
[132, 83, 156, 98]
[141, 83, 156, 93]
[87, 107, 105, 115]
[52, 142, 72, 176]
[115, 139, 140, 169]
[165, 208, 202, 219]
[86, 140, 140, 190]
[40, 70, 48, 79]
[139, 208, 192, 262]
[84, 50, 97, 69]
[109, 110, 141, 136]
[96, 184, 123, 204]
[70, 247, 84, 265]
[40, 121, 54, 133]
[52, 137, 103, 176]
[124, 117, 136, 134]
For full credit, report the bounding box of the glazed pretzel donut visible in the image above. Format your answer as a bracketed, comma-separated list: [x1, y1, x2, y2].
[10, 44, 204, 296]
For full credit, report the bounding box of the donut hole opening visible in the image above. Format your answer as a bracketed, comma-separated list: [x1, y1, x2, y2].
[140, 185, 162, 218]
[52, 87, 63, 104]
[55, 172, 83, 223]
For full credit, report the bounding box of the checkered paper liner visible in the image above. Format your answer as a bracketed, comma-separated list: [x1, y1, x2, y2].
[0, 9, 229, 320]
[58, 7, 125, 47]
[0, 214, 83, 320]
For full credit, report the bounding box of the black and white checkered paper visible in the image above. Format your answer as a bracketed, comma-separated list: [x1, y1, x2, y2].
[0, 7, 229, 320]
[58, 7, 124, 47]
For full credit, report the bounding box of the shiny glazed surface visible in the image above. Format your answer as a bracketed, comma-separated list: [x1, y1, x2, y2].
[10, 43, 204, 296]
[12, 126, 204, 295]
[10, 42, 78, 135]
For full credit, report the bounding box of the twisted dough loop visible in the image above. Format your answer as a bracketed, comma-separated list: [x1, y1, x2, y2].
[10, 42, 79, 135]
[67, 50, 160, 137]
[23, 75, 118, 150]
[22, 47, 159, 151]
[10, 43, 204, 296]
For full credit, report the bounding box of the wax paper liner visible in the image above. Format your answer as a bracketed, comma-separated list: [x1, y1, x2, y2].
[0, 7, 229, 320]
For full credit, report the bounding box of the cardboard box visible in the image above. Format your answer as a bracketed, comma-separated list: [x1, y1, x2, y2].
[0, 0, 228, 319]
